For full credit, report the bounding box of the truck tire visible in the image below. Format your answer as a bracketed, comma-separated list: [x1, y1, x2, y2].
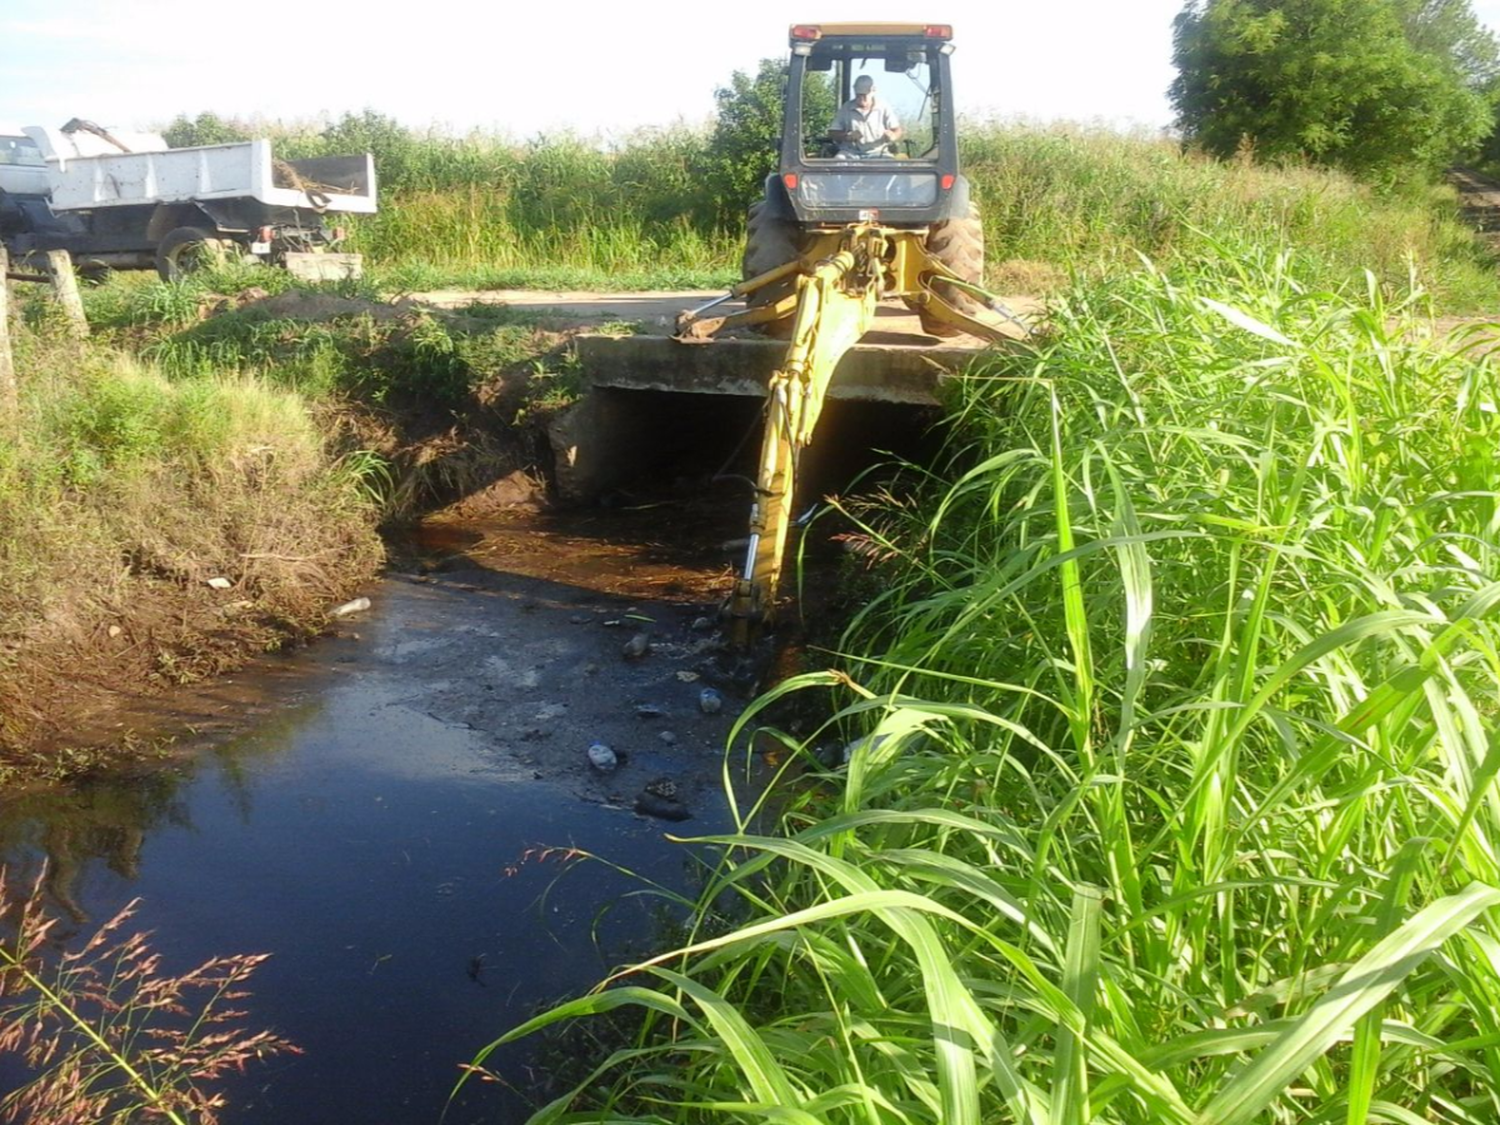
[155, 226, 232, 282]
[77, 260, 112, 286]
[742, 200, 801, 339]
[0, 188, 21, 239]
[908, 201, 985, 338]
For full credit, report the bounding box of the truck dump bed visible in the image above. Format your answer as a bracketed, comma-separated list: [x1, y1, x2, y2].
[24, 129, 377, 215]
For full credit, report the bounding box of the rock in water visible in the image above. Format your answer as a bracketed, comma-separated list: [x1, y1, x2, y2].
[698, 687, 723, 714]
[634, 792, 692, 822]
[622, 633, 651, 660]
[643, 776, 679, 800]
[586, 741, 618, 772]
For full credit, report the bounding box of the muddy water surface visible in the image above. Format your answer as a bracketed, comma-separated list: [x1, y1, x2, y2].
[0, 506, 782, 1124]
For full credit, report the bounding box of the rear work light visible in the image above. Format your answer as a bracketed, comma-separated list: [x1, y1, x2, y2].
[790, 24, 822, 40]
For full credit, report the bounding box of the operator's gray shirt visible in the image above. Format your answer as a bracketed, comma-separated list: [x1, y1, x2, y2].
[831, 97, 901, 157]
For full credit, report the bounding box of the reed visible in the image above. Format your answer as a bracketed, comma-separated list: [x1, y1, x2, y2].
[0, 866, 297, 1124]
[472, 240, 1500, 1123]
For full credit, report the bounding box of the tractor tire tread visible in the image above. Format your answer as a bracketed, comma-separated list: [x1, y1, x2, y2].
[910, 202, 985, 338]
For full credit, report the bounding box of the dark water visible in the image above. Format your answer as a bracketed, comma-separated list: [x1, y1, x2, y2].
[0, 555, 758, 1124]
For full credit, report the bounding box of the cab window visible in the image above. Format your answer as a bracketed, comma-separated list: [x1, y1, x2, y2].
[0, 135, 44, 167]
[801, 44, 941, 161]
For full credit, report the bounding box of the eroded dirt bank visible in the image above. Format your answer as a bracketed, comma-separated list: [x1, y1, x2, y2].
[0, 289, 592, 772]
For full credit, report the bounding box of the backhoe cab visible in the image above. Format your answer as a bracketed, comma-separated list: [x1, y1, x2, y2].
[735, 23, 986, 340]
[780, 23, 964, 227]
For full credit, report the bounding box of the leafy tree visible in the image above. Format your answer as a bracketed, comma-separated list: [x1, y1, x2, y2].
[699, 59, 787, 225]
[1396, 0, 1500, 85]
[1171, 0, 1494, 178]
[161, 112, 250, 148]
[312, 110, 430, 192]
[698, 59, 835, 225]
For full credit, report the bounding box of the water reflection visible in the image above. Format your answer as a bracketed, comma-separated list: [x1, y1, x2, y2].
[3, 771, 185, 931]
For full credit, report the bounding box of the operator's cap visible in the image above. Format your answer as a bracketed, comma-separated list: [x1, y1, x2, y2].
[854, 75, 874, 92]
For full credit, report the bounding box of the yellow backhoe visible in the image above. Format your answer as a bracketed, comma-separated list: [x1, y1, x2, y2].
[676, 23, 1030, 647]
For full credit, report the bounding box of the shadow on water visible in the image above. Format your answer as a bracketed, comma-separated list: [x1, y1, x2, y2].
[0, 540, 778, 1124]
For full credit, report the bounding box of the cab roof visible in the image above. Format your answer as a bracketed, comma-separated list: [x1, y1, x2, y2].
[789, 23, 952, 43]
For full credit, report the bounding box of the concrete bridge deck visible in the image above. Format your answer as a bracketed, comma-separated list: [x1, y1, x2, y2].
[576, 332, 985, 406]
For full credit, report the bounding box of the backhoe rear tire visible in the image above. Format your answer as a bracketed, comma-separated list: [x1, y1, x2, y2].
[742, 200, 801, 339]
[908, 201, 985, 338]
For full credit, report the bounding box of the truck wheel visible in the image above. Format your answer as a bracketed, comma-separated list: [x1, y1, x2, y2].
[742, 200, 801, 339]
[0, 188, 22, 239]
[908, 201, 985, 338]
[155, 226, 232, 282]
[77, 260, 112, 286]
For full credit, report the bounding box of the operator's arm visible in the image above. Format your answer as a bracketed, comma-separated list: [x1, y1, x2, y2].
[881, 108, 903, 145]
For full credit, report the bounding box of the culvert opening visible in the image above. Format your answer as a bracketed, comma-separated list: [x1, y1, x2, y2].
[552, 387, 947, 512]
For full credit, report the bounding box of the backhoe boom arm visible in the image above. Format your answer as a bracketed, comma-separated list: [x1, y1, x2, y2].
[675, 222, 1028, 647]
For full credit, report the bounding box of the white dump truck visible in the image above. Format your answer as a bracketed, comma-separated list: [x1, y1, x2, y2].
[0, 119, 377, 281]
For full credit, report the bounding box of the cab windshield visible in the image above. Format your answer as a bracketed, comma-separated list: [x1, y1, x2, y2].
[799, 41, 942, 161]
[0, 135, 45, 167]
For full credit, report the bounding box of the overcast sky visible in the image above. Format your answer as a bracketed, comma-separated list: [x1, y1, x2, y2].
[6, 1, 1500, 140]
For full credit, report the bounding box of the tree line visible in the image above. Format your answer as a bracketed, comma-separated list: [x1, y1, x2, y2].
[1172, 0, 1500, 180]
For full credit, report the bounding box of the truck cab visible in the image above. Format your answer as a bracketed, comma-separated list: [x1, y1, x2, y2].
[0, 126, 50, 200]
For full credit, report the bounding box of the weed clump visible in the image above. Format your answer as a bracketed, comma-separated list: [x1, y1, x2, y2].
[0, 866, 297, 1124]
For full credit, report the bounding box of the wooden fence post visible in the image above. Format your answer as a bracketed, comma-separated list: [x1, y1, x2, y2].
[0, 245, 16, 415]
[44, 249, 89, 338]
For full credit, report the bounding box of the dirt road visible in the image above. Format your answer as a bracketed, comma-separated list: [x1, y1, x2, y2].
[413, 286, 1045, 340]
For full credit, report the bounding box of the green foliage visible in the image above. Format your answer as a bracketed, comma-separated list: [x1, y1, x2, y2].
[299, 118, 1500, 307]
[699, 58, 788, 224]
[699, 58, 837, 223]
[1396, 0, 1500, 83]
[960, 124, 1500, 309]
[1171, 0, 1496, 178]
[133, 297, 552, 409]
[160, 111, 251, 148]
[147, 107, 1500, 306]
[480, 244, 1500, 1123]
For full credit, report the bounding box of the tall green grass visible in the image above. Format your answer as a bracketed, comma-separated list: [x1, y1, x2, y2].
[353, 186, 737, 292]
[351, 125, 1498, 306]
[472, 243, 1500, 1122]
[962, 123, 1500, 309]
[0, 316, 383, 747]
[182, 111, 1500, 307]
